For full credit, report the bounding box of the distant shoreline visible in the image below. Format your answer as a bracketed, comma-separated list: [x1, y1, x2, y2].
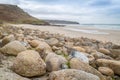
[10, 24, 120, 45]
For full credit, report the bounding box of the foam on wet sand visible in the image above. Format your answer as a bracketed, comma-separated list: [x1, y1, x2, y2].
[64, 28, 109, 35]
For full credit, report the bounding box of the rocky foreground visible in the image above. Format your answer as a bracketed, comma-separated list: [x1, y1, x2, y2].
[0, 25, 120, 80]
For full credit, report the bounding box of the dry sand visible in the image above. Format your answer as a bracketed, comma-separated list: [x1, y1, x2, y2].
[11, 24, 120, 45]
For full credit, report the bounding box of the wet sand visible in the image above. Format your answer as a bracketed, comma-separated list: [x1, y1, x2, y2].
[11, 24, 120, 45]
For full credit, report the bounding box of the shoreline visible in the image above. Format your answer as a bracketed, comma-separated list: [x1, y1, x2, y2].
[10, 24, 120, 45]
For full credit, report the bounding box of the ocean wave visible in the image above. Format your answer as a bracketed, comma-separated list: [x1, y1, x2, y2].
[64, 28, 109, 35]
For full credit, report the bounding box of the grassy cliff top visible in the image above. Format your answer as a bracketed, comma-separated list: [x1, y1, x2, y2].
[0, 4, 49, 25]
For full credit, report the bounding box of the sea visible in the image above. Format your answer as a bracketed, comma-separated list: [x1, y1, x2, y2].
[63, 24, 120, 35]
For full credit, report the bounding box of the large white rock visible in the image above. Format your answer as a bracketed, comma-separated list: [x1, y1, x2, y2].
[69, 50, 89, 63]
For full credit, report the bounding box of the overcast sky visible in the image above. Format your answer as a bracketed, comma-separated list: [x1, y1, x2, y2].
[0, 0, 120, 24]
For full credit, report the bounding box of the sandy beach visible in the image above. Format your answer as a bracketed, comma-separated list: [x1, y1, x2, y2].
[11, 24, 120, 45]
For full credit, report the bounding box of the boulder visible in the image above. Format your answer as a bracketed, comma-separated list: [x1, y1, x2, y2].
[0, 54, 30, 80]
[87, 54, 96, 68]
[72, 46, 86, 52]
[45, 53, 67, 72]
[2, 34, 15, 46]
[0, 41, 27, 56]
[32, 74, 49, 80]
[83, 46, 94, 53]
[98, 67, 114, 76]
[87, 54, 95, 62]
[52, 46, 59, 51]
[28, 40, 40, 48]
[49, 69, 100, 80]
[46, 38, 59, 46]
[18, 29, 24, 34]
[91, 52, 113, 60]
[0, 27, 3, 38]
[20, 41, 29, 47]
[110, 49, 120, 58]
[0, 68, 30, 80]
[116, 55, 120, 60]
[65, 42, 74, 47]
[96, 59, 120, 75]
[98, 48, 111, 55]
[12, 50, 46, 77]
[69, 50, 89, 63]
[70, 58, 106, 80]
[0, 52, 5, 64]
[105, 76, 113, 80]
[36, 41, 52, 58]
[55, 49, 63, 55]
[112, 45, 120, 49]
[15, 33, 24, 41]
[57, 42, 64, 47]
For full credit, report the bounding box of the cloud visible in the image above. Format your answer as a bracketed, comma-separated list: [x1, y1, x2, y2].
[17, 0, 96, 21]
[0, 0, 20, 5]
[0, 0, 120, 24]
[89, 0, 111, 7]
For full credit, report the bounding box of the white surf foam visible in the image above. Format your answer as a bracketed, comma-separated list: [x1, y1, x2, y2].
[64, 28, 109, 35]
